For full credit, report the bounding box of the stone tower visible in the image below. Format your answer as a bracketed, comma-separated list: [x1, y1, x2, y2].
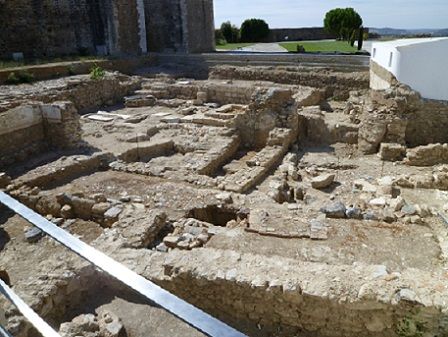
[0, 0, 215, 59]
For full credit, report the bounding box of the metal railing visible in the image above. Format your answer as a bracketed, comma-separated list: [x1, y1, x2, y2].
[0, 191, 246, 337]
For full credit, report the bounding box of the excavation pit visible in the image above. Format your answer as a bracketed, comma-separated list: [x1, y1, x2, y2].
[1, 66, 448, 337]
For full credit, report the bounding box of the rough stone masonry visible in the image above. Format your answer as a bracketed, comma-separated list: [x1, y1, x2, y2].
[0, 0, 215, 59]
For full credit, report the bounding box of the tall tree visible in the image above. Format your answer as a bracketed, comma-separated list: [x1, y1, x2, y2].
[324, 8, 363, 42]
[220, 21, 239, 43]
[240, 19, 270, 43]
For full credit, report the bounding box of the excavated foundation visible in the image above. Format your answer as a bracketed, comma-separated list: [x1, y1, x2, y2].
[1, 67, 448, 337]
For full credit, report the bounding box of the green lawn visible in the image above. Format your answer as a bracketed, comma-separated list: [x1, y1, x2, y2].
[216, 43, 254, 50]
[280, 40, 359, 53]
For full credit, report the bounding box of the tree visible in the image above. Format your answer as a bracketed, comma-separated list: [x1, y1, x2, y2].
[215, 29, 226, 45]
[324, 8, 363, 42]
[240, 19, 270, 43]
[220, 21, 239, 44]
[357, 27, 365, 51]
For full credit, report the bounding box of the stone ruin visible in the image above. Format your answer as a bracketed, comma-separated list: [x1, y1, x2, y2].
[1, 59, 448, 337]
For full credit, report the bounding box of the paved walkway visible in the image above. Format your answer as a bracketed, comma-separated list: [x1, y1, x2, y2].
[239, 43, 288, 53]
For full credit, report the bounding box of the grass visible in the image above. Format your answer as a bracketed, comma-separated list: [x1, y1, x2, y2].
[0, 55, 104, 70]
[216, 43, 254, 50]
[280, 40, 359, 53]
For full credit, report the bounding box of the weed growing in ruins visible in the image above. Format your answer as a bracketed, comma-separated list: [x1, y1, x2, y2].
[396, 314, 428, 337]
[67, 65, 76, 76]
[5, 70, 35, 85]
[89, 65, 105, 80]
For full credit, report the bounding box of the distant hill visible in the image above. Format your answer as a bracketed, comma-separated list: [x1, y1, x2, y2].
[370, 27, 448, 37]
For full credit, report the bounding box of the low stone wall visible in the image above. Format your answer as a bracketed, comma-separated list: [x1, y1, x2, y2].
[0, 72, 142, 114]
[356, 85, 448, 155]
[0, 57, 153, 85]
[209, 65, 370, 99]
[0, 102, 82, 167]
[157, 248, 448, 337]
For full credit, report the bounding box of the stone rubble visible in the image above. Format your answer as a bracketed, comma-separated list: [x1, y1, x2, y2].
[1, 63, 448, 337]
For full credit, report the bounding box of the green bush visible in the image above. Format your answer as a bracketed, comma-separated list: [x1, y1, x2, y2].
[5, 72, 19, 84]
[396, 315, 428, 337]
[215, 29, 227, 46]
[90, 65, 105, 80]
[296, 45, 306, 53]
[5, 70, 35, 85]
[240, 18, 270, 43]
[67, 65, 76, 76]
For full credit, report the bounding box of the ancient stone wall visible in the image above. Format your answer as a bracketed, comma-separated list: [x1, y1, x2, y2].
[183, 0, 215, 53]
[0, 106, 47, 167]
[209, 65, 370, 99]
[143, 0, 214, 53]
[0, 0, 115, 58]
[356, 85, 448, 154]
[158, 248, 448, 337]
[1, 0, 218, 58]
[0, 72, 141, 114]
[0, 102, 81, 167]
[144, 0, 185, 52]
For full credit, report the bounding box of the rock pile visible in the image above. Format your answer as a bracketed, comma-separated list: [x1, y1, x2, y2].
[59, 311, 126, 337]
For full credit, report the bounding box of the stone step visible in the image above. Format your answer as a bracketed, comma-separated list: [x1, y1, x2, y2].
[204, 111, 236, 120]
[181, 115, 228, 127]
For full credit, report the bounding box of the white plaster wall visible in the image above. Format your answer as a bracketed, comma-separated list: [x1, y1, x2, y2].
[371, 44, 400, 78]
[397, 41, 448, 101]
[0, 106, 42, 136]
[371, 38, 448, 101]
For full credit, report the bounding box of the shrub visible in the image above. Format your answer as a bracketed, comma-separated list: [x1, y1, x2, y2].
[396, 314, 428, 337]
[240, 18, 270, 43]
[67, 65, 76, 76]
[215, 29, 227, 46]
[5, 72, 19, 85]
[296, 45, 306, 53]
[90, 65, 105, 80]
[5, 70, 35, 85]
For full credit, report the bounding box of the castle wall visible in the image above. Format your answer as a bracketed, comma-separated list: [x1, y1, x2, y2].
[0, 0, 214, 59]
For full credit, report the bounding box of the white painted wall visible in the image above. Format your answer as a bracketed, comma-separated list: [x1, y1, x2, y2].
[371, 38, 448, 101]
[0, 105, 42, 136]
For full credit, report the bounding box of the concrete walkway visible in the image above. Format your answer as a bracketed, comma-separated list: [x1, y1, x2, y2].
[239, 43, 288, 53]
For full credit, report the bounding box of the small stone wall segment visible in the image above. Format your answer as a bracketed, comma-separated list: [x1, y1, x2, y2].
[0, 57, 153, 85]
[13, 152, 114, 189]
[158, 248, 448, 337]
[355, 84, 448, 154]
[209, 66, 370, 98]
[0, 105, 46, 167]
[0, 101, 82, 167]
[0, 72, 142, 114]
[41, 102, 82, 149]
[370, 60, 398, 91]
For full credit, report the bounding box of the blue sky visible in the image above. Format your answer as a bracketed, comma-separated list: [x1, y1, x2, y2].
[214, 0, 448, 29]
